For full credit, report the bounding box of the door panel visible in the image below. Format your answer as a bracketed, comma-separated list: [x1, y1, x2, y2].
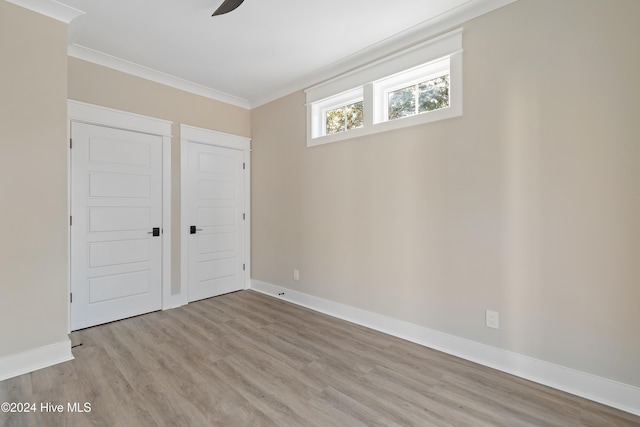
[89, 270, 150, 303]
[89, 172, 151, 199]
[89, 206, 151, 232]
[198, 257, 236, 280]
[89, 137, 151, 165]
[198, 207, 236, 226]
[71, 122, 162, 330]
[187, 143, 245, 302]
[89, 239, 149, 267]
[197, 232, 236, 254]
[198, 181, 235, 200]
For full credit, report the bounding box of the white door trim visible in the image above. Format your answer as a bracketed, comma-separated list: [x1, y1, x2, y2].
[67, 100, 174, 319]
[180, 124, 251, 307]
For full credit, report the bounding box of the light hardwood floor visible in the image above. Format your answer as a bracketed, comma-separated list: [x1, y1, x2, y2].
[1, 290, 639, 426]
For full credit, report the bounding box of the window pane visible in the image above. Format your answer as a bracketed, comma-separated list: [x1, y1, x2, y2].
[418, 75, 449, 113]
[326, 107, 346, 135]
[388, 86, 416, 120]
[346, 101, 364, 130]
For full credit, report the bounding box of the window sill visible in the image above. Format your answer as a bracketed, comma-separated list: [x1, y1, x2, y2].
[307, 104, 462, 148]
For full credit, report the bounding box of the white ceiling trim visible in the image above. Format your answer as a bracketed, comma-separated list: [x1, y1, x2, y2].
[249, 0, 518, 108]
[59, 0, 517, 110]
[68, 44, 251, 110]
[6, 0, 85, 23]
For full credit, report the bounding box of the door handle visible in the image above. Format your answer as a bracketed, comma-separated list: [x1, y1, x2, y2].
[148, 227, 160, 237]
[190, 226, 204, 234]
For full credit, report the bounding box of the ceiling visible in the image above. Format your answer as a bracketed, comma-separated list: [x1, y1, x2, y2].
[15, 0, 516, 108]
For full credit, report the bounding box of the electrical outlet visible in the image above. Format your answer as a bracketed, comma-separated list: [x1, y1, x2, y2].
[486, 310, 500, 329]
[293, 269, 300, 281]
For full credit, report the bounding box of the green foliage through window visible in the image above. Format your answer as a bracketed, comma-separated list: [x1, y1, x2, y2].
[326, 101, 364, 135]
[388, 75, 449, 120]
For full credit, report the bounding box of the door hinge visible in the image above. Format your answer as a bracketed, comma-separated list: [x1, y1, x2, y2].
[70, 138, 72, 149]
[243, 264, 245, 271]
[70, 293, 73, 303]
[70, 216, 72, 226]
[243, 162, 245, 170]
[243, 213, 245, 220]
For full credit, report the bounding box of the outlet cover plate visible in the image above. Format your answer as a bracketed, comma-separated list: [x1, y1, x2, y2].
[486, 310, 500, 329]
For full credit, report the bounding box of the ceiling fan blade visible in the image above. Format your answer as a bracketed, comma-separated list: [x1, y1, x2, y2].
[212, 0, 245, 16]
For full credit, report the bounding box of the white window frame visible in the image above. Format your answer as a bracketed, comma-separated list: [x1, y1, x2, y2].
[375, 57, 451, 123]
[306, 28, 463, 147]
[311, 87, 363, 139]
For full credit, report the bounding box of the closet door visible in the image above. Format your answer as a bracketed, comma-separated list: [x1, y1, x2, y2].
[71, 122, 163, 330]
[186, 142, 245, 302]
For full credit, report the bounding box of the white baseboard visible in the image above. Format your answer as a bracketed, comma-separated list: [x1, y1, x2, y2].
[0, 338, 74, 382]
[250, 279, 640, 417]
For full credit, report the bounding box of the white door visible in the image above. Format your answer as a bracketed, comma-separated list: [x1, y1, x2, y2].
[187, 142, 245, 302]
[71, 122, 163, 330]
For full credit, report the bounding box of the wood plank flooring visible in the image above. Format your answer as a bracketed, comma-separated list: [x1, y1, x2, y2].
[1, 290, 638, 426]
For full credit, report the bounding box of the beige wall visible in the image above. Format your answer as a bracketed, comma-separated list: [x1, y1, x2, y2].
[3, 0, 639, 391]
[251, 0, 640, 387]
[68, 58, 251, 291]
[0, 3, 69, 357]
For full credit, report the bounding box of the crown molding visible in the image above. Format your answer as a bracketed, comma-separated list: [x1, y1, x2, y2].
[68, 44, 251, 110]
[249, 0, 518, 108]
[6, 0, 85, 23]
[37, 0, 514, 110]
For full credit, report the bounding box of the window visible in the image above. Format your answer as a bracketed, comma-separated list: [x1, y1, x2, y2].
[309, 87, 363, 139]
[373, 56, 452, 124]
[306, 28, 463, 147]
[388, 76, 449, 120]
[325, 101, 364, 135]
